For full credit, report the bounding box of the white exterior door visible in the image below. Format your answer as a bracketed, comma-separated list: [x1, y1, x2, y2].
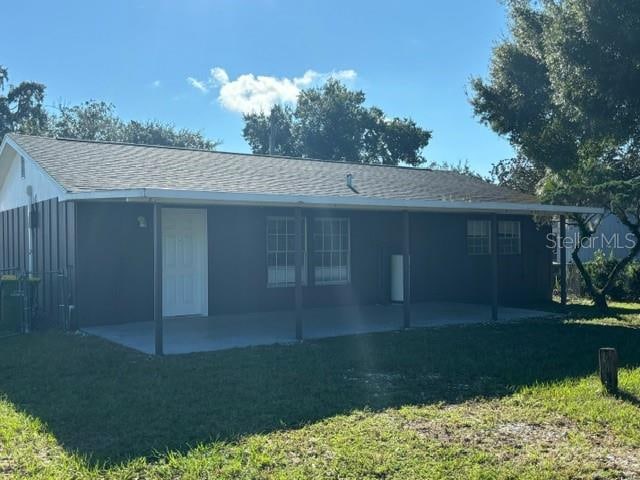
[162, 208, 208, 317]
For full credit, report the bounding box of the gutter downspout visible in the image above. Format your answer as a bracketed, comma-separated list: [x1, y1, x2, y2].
[26, 185, 35, 277]
[25, 185, 35, 333]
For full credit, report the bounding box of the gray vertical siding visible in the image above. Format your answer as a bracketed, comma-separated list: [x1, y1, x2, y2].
[73, 202, 552, 327]
[207, 206, 403, 314]
[0, 199, 77, 328]
[410, 213, 552, 304]
[76, 202, 154, 327]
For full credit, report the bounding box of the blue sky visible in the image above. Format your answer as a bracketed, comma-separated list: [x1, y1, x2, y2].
[3, 0, 514, 175]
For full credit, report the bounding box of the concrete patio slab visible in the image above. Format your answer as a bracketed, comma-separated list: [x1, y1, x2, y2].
[82, 302, 555, 355]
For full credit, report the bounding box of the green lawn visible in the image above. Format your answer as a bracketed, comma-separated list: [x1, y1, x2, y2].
[1, 303, 640, 479]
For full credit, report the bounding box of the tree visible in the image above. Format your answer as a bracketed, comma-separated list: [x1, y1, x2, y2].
[470, 0, 640, 309]
[47, 101, 220, 150]
[541, 156, 640, 309]
[0, 65, 47, 137]
[427, 159, 484, 180]
[489, 155, 546, 194]
[242, 80, 431, 165]
[0, 65, 220, 150]
[49, 101, 121, 141]
[242, 104, 299, 156]
[122, 120, 220, 150]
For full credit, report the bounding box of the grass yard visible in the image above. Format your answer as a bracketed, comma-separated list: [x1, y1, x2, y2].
[1, 302, 640, 479]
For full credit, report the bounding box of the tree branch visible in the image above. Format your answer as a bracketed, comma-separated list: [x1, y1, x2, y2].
[570, 214, 602, 301]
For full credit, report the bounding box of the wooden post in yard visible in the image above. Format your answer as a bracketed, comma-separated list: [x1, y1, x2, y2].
[403, 211, 411, 328]
[294, 207, 303, 341]
[153, 204, 164, 356]
[599, 347, 618, 394]
[491, 213, 499, 321]
[559, 215, 568, 306]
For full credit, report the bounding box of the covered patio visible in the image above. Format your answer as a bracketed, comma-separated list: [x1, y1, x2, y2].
[82, 302, 555, 355]
[1, 135, 602, 343]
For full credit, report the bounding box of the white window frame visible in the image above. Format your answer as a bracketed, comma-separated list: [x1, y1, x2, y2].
[498, 220, 522, 255]
[467, 219, 491, 255]
[266, 216, 307, 287]
[313, 217, 351, 285]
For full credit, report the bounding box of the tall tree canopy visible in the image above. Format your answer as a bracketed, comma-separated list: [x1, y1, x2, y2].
[0, 65, 219, 150]
[471, 0, 640, 309]
[241, 104, 298, 157]
[489, 154, 545, 194]
[48, 101, 220, 150]
[0, 66, 47, 137]
[242, 80, 431, 166]
[428, 159, 484, 180]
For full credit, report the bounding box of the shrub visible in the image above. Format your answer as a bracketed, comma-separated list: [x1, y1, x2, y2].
[624, 261, 640, 301]
[580, 251, 640, 301]
[582, 251, 626, 301]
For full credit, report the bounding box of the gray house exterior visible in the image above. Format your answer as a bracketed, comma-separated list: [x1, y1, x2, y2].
[0, 134, 600, 352]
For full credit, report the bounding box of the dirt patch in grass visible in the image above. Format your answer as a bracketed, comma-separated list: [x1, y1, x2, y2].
[405, 405, 640, 479]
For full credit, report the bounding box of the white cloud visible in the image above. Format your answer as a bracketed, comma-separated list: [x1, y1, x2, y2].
[332, 69, 357, 81]
[186, 76, 209, 93]
[217, 73, 300, 115]
[151, 80, 161, 88]
[210, 67, 229, 86]
[186, 67, 357, 115]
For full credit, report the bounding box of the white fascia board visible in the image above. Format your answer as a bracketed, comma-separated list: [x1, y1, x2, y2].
[63, 188, 604, 215]
[1, 136, 67, 196]
[63, 188, 147, 201]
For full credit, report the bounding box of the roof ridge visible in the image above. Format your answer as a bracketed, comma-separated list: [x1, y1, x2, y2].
[9, 133, 437, 173]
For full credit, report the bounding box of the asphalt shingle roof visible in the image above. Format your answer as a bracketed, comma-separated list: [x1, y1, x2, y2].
[8, 134, 538, 205]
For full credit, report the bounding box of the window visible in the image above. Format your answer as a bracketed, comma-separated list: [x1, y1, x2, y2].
[499, 221, 521, 255]
[467, 220, 491, 255]
[313, 217, 350, 285]
[20, 157, 25, 179]
[266, 217, 307, 287]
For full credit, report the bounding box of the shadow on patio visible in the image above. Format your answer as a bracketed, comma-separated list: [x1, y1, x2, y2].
[82, 302, 555, 354]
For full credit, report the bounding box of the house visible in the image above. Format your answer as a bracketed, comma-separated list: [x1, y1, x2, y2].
[548, 213, 638, 297]
[0, 134, 599, 353]
[552, 214, 638, 263]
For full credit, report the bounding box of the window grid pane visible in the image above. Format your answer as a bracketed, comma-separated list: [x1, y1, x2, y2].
[467, 220, 491, 255]
[266, 216, 307, 287]
[498, 221, 521, 255]
[313, 218, 350, 285]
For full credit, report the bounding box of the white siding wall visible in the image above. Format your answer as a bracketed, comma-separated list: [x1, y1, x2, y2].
[0, 148, 62, 211]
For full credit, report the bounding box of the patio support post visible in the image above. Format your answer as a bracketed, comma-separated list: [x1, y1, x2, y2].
[294, 206, 303, 340]
[491, 213, 499, 321]
[559, 215, 568, 306]
[403, 210, 411, 328]
[153, 203, 164, 356]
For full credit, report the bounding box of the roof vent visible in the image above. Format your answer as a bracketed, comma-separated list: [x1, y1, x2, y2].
[346, 173, 358, 193]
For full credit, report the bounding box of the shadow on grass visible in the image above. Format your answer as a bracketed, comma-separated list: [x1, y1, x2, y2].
[1, 307, 640, 465]
[564, 302, 640, 320]
[616, 390, 640, 408]
[519, 299, 640, 318]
